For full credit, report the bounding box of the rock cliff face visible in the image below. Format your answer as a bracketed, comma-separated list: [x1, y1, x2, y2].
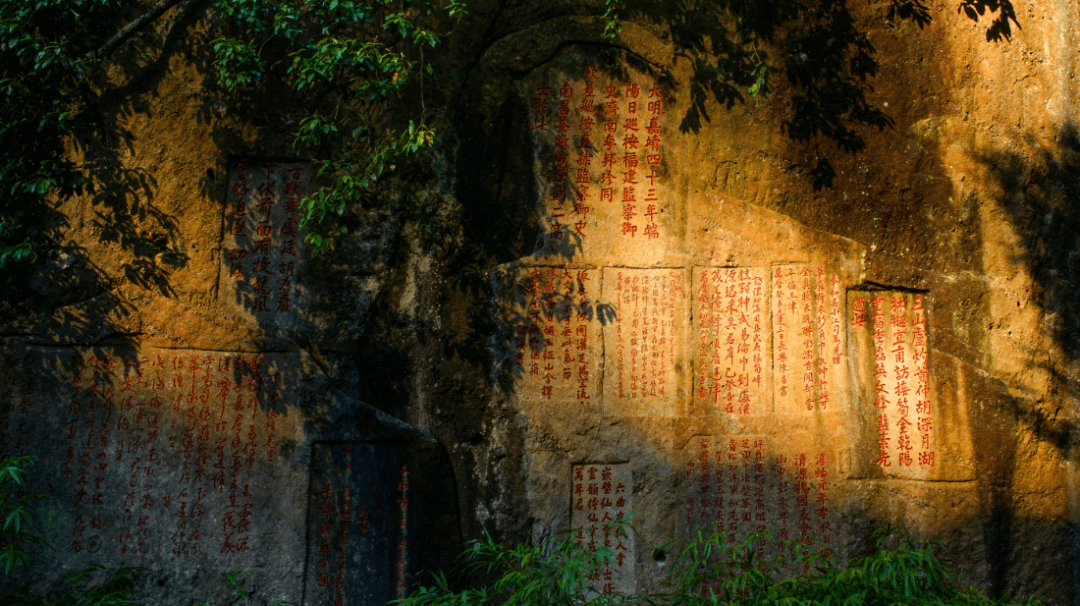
[2, 0, 1079, 604]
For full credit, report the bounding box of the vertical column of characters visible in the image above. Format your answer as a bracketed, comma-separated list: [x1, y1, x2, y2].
[827, 272, 846, 406]
[613, 272, 626, 399]
[750, 439, 767, 547]
[237, 357, 261, 554]
[128, 354, 161, 555]
[773, 268, 790, 407]
[695, 270, 714, 412]
[774, 453, 791, 550]
[221, 363, 245, 555]
[572, 74, 595, 238]
[225, 163, 251, 287]
[119, 356, 153, 556]
[723, 439, 741, 535]
[618, 83, 639, 238]
[650, 273, 664, 396]
[277, 167, 303, 313]
[627, 274, 641, 399]
[912, 296, 935, 467]
[573, 465, 602, 586]
[395, 465, 410, 600]
[541, 269, 560, 400]
[748, 272, 766, 411]
[171, 353, 205, 558]
[814, 269, 830, 410]
[572, 67, 598, 239]
[557, 270, 576, 394]
[595, 83, 620, 235]
[101, 357, 131, 553]
[813, 453, 833, 556]
[549, 83, 573, 242]
[798, 269, 816, 412]
[868, 296, 891, 468]
[250, 165, 280, 313]
[639, 274, 653, 397]
[574, 270, 592, 401]
[519, 268, 542, 389]
[659, 272, 679, 399]
[685, 437, 714, 532]
[642, 83, 663, 240]
[0, 361, 14, 459]
[264, 370, 280, 464]
[314, 481, 339, 602]
[0, 353, 33, 459]
[65, 354, 94, 555]
[738, 440, 753, 536]
[73, 357, 114, 548]
[793, 454, 811, 545]
[889, 296, 915, 468]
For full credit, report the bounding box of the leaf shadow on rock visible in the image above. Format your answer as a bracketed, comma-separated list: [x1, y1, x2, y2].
[967, 121, 1080, 599]
[621, 0, 910, 154]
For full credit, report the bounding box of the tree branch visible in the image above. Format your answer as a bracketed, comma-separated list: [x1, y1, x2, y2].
[86, 0, 189, 62]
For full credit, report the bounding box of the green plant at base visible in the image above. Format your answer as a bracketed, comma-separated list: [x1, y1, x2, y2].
[1, 454, 45, 575]
[399, 521, 636, 606]
[400, 522, 1049, 606]
[0, 455, 140, 605]
[2, 565, 139, 606]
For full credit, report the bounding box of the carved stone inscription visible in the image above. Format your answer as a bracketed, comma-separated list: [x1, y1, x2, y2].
[510, 267, 601, 404]
[222, 161, 309, 322]
[683, 436, 836, 556]
[849, 291, 936, 477]
[693, 268, 770, 416]
[303, 443, 410, 606]
[571, 463, 635, 595]
[0, 346, 304, 565]
[532, 72, 668, 244]
[771, 265, 847, 414]
[602, 268, 688, 416]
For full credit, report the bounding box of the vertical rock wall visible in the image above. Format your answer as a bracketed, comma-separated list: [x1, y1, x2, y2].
[2, 0, 1079, 604]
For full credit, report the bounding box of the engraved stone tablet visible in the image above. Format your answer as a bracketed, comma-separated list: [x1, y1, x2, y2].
[692, 267, 770, 416]
[849, 291, 936, 478]
[527, 71, 681, 266]
[601, 268, 689, 417]
[570, 463, 635, 595]
[303, 443, 411, 606]
[0, 345, 306, 595]
[682, 436, 838, 556]
[506, 266, 602, 405]
[221, 161, 309, 327]
[771, 265, 849, 414]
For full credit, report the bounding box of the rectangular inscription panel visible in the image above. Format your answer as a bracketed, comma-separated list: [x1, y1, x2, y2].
[682, 436, 837, 558]
[771, 265, 848, 414]
[692, 268, 770, 416]
[303, 443, 410, 606]
[506, 267, 602, 405]
[222, 161, 309, 325]
[602, 268, 689, 417]
[0, 345, 306, 596]
[571, 463, 635, 595]
[528, 69, 678, 265]
[849, 292, 936, 479]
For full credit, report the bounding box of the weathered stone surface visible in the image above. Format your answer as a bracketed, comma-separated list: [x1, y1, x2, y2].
[4, 0, 1080, 603]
